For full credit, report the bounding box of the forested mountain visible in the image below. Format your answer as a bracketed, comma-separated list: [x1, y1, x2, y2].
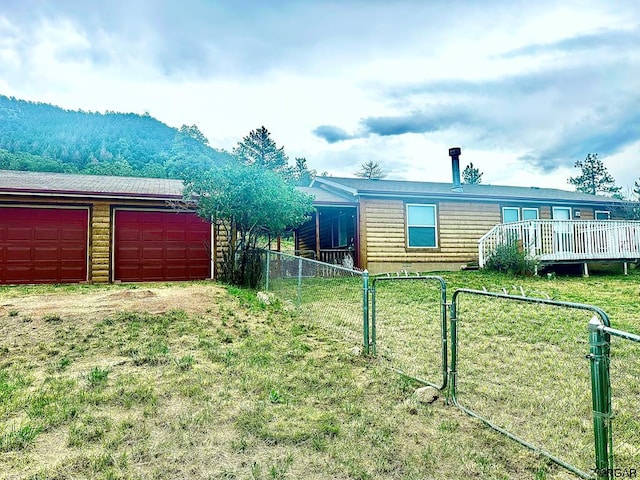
[0, 94, 232, 178]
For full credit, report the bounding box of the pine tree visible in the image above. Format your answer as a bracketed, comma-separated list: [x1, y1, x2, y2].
[462, 162, 483, 184]
[567, 153, 621, 196]
[355, 160, 386, 179]
[179, 124, 209, 145]
[293, 157, 316, 186]
[233, 126, 291, 178]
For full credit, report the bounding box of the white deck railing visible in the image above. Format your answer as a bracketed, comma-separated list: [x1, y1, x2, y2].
[478, 220, 640, 267]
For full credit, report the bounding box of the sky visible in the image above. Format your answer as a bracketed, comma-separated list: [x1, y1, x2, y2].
[1, 0, 639, 191]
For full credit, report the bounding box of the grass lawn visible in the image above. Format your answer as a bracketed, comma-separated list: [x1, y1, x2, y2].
[0, 269, 638, 479]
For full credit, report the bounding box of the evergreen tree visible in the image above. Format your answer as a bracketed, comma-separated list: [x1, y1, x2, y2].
[355, 160, 386, 179]
[83, 156, 135, 177]
[0, 94, 232, 178]
[293, 157, 316, 186]
[462, 162, 483, 184]
[179, 124, 209, 145]
[568, 153, 621, 196]
[232, 126, 292, 178]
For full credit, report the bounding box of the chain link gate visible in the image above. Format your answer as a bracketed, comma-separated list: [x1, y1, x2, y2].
[449, 289, 613, 479]
[370, 275, 447, 390]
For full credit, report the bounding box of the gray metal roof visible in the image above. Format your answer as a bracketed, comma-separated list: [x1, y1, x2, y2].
[296, 186, 355, 204]
[0, 169, 184, 199]
[312, 176, 627, 205]
[0, 170, 354, 204]
[0, 169, 627, 207]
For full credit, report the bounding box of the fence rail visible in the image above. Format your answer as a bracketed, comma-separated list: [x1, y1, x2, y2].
[479, 220, 640, 267]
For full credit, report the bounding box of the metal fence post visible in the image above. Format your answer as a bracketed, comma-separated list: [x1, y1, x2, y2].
[265, 251, 270, 291]
[439, 279, 448, 391]
[370, 280, 376, 356]
[588, 316, 612, 480]
[297, 256, 303, 307]
[362, 270, 370, 355]
[448, 296, 458, 405]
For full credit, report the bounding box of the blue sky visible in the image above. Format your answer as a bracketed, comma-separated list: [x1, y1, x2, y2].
[1, 0, 639, 191]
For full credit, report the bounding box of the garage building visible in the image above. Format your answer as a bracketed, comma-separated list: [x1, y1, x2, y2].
[0, 170, 218, 285]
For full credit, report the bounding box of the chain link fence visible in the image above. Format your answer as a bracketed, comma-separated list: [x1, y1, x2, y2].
[370, 275, 447, 389]
[259, 250, 365, 349]
[450, 290, 603, 478]
[259, 250, 639, 478]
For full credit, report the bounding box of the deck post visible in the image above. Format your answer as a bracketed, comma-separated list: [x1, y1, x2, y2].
[624, 262, 628, 276]
[582, 262, 589, 277]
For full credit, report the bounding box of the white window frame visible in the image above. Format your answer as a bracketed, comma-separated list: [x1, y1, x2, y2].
[406, 203, 438, 248]
[502, 207, 520, 223]
[522, 208, 539, 220]
[552, 207, 572, 220]
[595, 210, 611, 220]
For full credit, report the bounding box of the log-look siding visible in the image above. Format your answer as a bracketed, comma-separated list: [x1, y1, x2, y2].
[360, 199, 500, 272]
[214, 222, 230, 279]
[91, 202, 111, 283]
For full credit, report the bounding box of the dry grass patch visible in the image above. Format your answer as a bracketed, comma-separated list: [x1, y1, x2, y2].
[2, 276, 635, 479]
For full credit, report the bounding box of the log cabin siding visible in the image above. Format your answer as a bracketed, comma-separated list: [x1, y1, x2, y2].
[360, 199, 500, 271]
[296, 219, 316, 256]
[540, 206, 552, 219]
[91, 202, 111, 283]
[579, 208, 594, 220]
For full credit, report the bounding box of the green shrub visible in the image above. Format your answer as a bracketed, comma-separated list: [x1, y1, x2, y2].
[484, 241, 538, 276]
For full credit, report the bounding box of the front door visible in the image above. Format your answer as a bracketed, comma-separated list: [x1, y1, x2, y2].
[552, 207, 572, 253]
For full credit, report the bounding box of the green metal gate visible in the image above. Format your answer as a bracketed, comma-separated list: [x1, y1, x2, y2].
[370, 275, 447, 390]
[449, 289, 613, 479]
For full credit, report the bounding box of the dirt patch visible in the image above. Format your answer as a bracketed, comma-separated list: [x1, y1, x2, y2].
[0, 283, 227, 320]
[0, 283, 230, 354]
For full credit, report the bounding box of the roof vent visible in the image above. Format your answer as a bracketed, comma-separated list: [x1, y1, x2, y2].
[449, 147, 463, 192]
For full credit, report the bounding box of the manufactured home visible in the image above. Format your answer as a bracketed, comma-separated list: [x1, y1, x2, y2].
[1, 166, 638, 285]
[295, 169, 638, 274]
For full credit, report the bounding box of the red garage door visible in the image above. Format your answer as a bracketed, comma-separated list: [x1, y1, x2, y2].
[0, 207, 89, 284]
[114, 210, 211, 282]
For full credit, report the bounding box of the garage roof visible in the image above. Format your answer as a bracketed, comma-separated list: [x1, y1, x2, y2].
[0, 169, 184, 199]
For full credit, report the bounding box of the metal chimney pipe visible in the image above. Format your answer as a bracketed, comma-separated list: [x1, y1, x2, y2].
[449, 147, 463, 192]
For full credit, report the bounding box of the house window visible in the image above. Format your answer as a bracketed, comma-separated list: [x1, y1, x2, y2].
[502, 207, 520, 223]
[331, 214, 348, 248]
[406, 204, 437, 248]
[522, 208, 539, 220]
[552, 207, 572, 220]
[595, 210, 611, 220]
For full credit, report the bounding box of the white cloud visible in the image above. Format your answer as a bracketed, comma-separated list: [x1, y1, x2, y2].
[0, 0, 638, 193]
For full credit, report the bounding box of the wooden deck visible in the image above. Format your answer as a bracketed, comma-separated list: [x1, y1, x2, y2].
[479, 220, 640, 269]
